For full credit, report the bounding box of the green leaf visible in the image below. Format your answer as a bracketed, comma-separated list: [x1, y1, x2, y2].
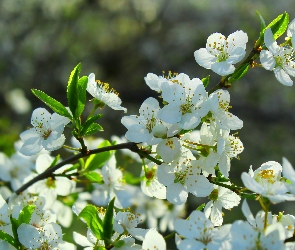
[124, 171, 142, 185]
[79, 204, 104, 240]
[256, 11, 266, 39]
[49, 155, 60, 168]
[63, 162, 80, 173]
[113, 240, 125, 248]
[18, 205, 36, 224]
[0, 230, 20, 249]
[10, 217, 19, 244]
[201, 75, 210, 88]
[80, 114, 103, 136]
[67, 63, 82, 119]
[32, 89, 72, 119]
[196, 203, 205, 211]
[103, 198, 115, 243]
[84, 140, 112, 171]
[84, 171, 103, 183]
[228, 64, 250, 83]
[265, 12, 289, 40]
[83, 123, 104, 136]
[76, 76, 88, 118]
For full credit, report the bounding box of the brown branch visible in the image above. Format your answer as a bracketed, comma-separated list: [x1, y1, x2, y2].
[13, 142, 155, 196]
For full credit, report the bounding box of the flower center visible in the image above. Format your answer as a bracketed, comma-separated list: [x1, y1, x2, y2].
[46, 177, 56, 188]
[180, 97, 193, 114]
[257, 169, 276, 183]
[96, 80, 119, 96]
[274, 47, 295, 68]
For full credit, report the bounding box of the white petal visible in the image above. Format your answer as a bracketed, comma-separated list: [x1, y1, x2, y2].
[55, 177, 74, 196]
[283, 157, 295, 183]
[174, 219, 196, 239]
[208, 201, 223, 226]
[166, 183, 188, 205]
[43, 134, 66, 151]
[219, 189, 241, 209]
[194, 48, 216, 69]
[274, 67, 293, 86]
[43, 223, 63, 246]
[241, 172, 264, 194]
[211, 61, 235, 76]
[19, 133, 43, 156]
[287, 18, 295, 37]
[128, 228, 148, 241]
[156, 138, 181, 163]
[73, 231, 93, 247]
[144, 73, 162, 92]
[31, 108, 51, 127]
[157, 104, 182, 124]
[86, 73, 97, 98]
[230, 220, 258, 248]
[226, 47, 246, 64]
[50, 113, 70, 129]
[241, 200, 256, 227]
[17, 224, 41, 249]
[142, 230, 166, 249]
[285, 61, 295, 77]
[264, 28, 280, 54]
[260, 50, 276, 70]
[186, 175, 214, 197]
[157, 163, 175, 186]
[178, 113, 200, 130]
[227, 30, 248, 48]
[36, 154, 53, 173]
[139, 97, 160, 118]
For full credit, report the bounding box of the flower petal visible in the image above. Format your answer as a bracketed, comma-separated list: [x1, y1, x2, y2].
[211, 61, 235, 76]
[274, 67, 293, 86]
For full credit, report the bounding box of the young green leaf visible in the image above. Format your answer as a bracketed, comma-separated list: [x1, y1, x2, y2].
[84, 171, 103, 183]
[79, 204, 104, 240]
[103, 198, 115, 244]
[196, 203, 205, 211]
[265, 12, 289, 40]
[256, 11, 266, 39]
[80, 114, 103, 136]
[10, 217, 20, 246]
[17, 205, 36, 224]
[76, 76, 88, 118]
[201, 75, 210, 88]
[84, 140, 112, 171]
[124, 171, 142, 185]
[32, 89, 72, 119]
[0, 230, 20, 249]
[228, 64, 249, 83]
[83, 123, 104, 136]
[49, 155, 60, 168]
[67, 63, 81, 119]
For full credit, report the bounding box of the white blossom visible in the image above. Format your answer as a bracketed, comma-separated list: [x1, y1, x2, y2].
[87, 73, 127, 112]
[19, 108, 70, 156]
[241, 161, 295, 203]
[114, 211, 148, 241]
[141, 162, 166, 199]
[194, 30, 248, 76]
[260, 28, 295, 86]
[282, 157, 295, 194]
[204, 184, 241, 226]
[142, 229, 166, 250]
[157, 73, 209, 130]
[157, 151, 214, 205]
[174, 210, 231, 249]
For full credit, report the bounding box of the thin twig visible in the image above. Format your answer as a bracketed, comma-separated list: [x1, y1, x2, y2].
[13, 142, 160, 196]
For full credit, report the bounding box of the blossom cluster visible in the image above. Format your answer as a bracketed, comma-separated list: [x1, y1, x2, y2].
[1, 12, 295, 250]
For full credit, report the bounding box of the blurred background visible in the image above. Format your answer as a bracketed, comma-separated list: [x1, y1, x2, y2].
[1, 0, 295, 247]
